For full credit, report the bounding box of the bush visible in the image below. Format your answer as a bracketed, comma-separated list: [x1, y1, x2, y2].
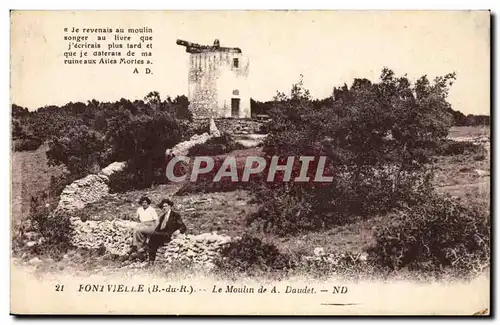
[13, 136, 43, 151]
[247, 166, 433, 236]
[48, 173, 79, 197]
[434, 139, 487, 157]
[214, 234, 294, 275]
[296, 251, 376, 280]
[30, 211, 75, 258]
[174, 153, 266, 196]
[108, 163, 168, 193]
[108, 168, 138, 193]
[248, 69, 457, 236]
[46, 125, 110, 176]
[187, 133, 245, 156]
[367, 194, 490, 277]
[247, 186, 317, 235]
[13, 192, 75, 259]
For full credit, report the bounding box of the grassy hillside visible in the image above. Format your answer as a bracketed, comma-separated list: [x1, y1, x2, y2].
[11, 142, 67, 222]
[54, 126, 488, 264]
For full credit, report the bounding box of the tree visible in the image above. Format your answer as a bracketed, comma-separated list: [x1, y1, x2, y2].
[253, 68, 456, 234]
[377, 68, 455, 190]
[171, 95, 192, 121]
[106, 109, 187, 187]
[144, 91, 161, 110]
[47, 125, 109, 176]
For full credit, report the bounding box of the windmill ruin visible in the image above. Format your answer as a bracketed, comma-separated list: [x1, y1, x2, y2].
[176, 39, 251, 119]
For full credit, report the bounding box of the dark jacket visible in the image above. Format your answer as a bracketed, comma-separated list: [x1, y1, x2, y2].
[152, 210, 187, 241]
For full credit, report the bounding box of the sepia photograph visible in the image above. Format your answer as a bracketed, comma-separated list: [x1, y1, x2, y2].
[9, 10, 491, 315]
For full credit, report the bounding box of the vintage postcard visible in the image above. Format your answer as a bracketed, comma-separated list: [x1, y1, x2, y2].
[10, 10, 491, 315]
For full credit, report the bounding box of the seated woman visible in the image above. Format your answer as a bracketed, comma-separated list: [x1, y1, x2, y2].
[128, 196, 159, 259]
[147, 198, 187, 265]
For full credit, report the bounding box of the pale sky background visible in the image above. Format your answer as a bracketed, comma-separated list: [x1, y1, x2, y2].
[10, 10, 490, 115]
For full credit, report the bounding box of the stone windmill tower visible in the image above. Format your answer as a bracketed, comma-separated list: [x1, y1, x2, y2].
[176, 39, 251, 119]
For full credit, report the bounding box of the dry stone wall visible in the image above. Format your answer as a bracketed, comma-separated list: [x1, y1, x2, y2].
[56, 121, 221, 214]
[53, 122, 233, 268]
[56, 162, 127, 213]
[70, 217, 231, 268]
[166, 118, 221, 157]
[214, 118, 265, 135]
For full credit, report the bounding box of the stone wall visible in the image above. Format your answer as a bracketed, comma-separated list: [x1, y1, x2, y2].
[70, 217, 231, 269]
[56, 162, 127, 213]
[56, 123, 221, 214]
[213, 118, 266, 135]
[166, 118, 221, 157]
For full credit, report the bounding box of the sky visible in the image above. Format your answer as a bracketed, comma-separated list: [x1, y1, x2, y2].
[10, 10, 490, 115]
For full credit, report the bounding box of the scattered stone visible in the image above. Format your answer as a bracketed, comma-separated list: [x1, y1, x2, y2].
[314, 247, 326, 256]
[29, 257, 42, 265]
[24, 231, 38, 240]
[475, 169, 489, 177]
[26, 241, 37, 248]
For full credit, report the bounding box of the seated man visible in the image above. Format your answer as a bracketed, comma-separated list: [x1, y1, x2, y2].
[147, 198, 187, 265]
[128, 196, 159, 259]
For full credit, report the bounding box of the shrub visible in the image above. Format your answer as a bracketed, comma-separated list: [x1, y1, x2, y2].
[247, 166, 433, 235]
[296, 251, 376, 280]
[108, 167, 138, 193]
[174, 154, 266, 196]
[48, 173, 79, 197]
[108, 163, 167, 193]
[15, 192, 75, 259]
[214, 234, 294, 275]
[367, 194, 490, 278]
[187, 133, 245, 156]
[249, 69, 457, 235]
[255, 122, 270, 134]
[30, 211, 75, 258]
[108, 111, 188, 188]
[247, 185, 317, 235]
[46, 125, 110, 177]
[13, 136, 43, 152]
[434, 139, 487, 157]
[186, 120, 210, 138]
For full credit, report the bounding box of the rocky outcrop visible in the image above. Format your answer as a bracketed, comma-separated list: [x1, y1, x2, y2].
[55, 162, 127, 213]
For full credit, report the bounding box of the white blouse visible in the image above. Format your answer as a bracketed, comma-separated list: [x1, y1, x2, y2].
[136, 206, 159, 223]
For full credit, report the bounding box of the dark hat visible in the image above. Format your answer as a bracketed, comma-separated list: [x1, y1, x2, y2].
[138, 196, 151, 205]
[158, 198, 174, 208]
